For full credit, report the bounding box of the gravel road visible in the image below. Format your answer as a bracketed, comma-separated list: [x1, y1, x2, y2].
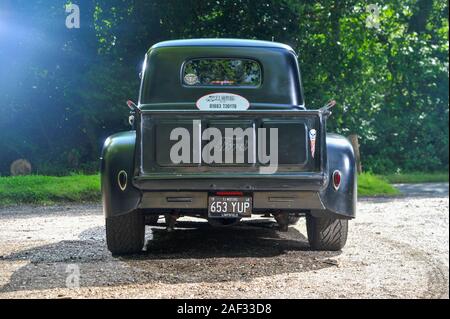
[0, 185, 448, 299]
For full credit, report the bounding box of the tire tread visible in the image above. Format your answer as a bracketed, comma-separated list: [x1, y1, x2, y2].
[306, 214, 348, 251]
[106, 210, 145, 255]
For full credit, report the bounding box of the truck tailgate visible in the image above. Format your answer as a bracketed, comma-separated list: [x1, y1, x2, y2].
[135, 110, 327, 190]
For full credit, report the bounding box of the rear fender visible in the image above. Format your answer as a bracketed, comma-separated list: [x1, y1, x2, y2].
[100, 131, 141, 218]
[317, 134, 357, 219]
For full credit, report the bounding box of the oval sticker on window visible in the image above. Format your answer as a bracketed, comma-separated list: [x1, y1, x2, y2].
[196, 93, 250, 111]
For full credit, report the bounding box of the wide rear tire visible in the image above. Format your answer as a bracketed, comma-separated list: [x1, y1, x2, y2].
[306, 214, 348, 251]
[106, 210, 145, 255]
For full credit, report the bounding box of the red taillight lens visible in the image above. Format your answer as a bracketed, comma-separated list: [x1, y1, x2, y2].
[215, 191, 244, 196]
[332, 170, 342, 190]
[127, 100, 137, 111]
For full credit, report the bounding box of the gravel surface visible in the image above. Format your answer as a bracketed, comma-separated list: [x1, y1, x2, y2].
[0, 193, 448, 299]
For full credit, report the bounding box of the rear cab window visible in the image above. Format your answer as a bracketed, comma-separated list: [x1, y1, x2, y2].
[182, 58, 262, 87]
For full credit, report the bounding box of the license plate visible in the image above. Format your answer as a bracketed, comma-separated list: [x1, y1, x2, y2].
[208, 196, 252, 218]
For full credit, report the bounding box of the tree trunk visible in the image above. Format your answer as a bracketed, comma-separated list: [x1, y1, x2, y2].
[408, 0, 434, 34]
[348, 134, 362, 174]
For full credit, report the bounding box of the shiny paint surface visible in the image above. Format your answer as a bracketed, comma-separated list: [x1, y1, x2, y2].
[100, 131, 141, 218]
[150, 38, 296, 51]
[138, 110, 324, 176]
[318, 134, 357, 218]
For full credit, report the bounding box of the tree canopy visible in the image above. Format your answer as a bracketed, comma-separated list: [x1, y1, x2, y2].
[0, 0, 448, 175]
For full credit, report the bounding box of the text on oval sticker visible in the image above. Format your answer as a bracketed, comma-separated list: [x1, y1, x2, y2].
[196, 93, 250, 111]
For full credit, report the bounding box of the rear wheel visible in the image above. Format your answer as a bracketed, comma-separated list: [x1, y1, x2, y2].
[106, 210, 145, 255]
[306, 214, 348, 251]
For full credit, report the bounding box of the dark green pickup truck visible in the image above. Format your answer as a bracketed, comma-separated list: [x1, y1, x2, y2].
[101, 39, 357, 255]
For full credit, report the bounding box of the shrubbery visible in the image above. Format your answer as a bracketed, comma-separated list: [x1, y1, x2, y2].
[0, 1, 448, 175]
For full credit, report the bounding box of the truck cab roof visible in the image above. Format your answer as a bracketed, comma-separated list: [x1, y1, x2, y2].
[140, 38, 305, 109]
[149, 38, 296, 53]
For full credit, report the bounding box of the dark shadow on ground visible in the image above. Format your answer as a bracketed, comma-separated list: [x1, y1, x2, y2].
[0, 219, 341, 293]
[140, 219, 309, 259]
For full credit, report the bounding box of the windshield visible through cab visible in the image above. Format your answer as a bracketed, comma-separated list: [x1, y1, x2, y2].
[183, 58, 261, 87]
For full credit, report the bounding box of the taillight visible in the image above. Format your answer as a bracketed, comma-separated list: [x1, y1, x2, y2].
[332, 170, 342, 190]
[126, 100, 138, 111]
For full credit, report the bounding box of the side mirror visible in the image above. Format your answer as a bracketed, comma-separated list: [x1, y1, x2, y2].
[320, 100, 336, 117]
[126, 100, 138, 111]
[126, 100, 139, 128]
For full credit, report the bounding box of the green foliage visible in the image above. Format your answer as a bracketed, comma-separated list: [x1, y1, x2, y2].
[378, 171, 449, 183]
[358, 173, 400, 196]
[0, 175, 100, 206]
[0, 0, 448, 175]
[0, 173, 400, 206]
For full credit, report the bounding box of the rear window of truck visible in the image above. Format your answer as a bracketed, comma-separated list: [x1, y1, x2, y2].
[183, 58, 261, 87]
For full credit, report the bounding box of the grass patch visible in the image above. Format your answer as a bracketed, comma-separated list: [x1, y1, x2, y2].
[358, 173, 400, 197]
[379, 172, 449, 184]
[0, 175, 100, 206]
[1, 173, 400, 206]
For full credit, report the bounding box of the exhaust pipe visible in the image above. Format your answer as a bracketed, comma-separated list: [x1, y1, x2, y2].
[164, 212, 179, 232]
[273, 211, 289, 232]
